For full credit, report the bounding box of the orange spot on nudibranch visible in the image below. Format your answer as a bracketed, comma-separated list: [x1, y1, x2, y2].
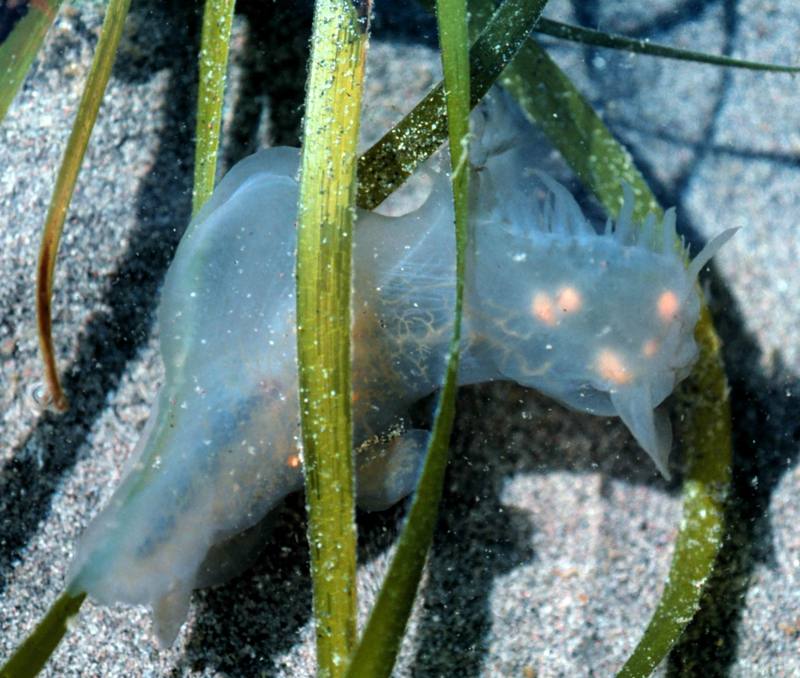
[556, 286, 582, 313]
[657, 290, 680, 322]
[642, 339, 659, 358]
[531, 292, 556, 326]
[287, 454, 301, 469]
[596, 348, 633, 385]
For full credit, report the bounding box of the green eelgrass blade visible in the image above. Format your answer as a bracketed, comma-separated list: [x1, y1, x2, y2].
[535, 18, 800, 73]
[35, 0, 133, 412]
[0, 0, 64, 125]
[344, 0, 471, 675]
[295, 2, 369, 675]
[617, 309, 730, 677]
[356, 0, 551, 211]
[192, 0, 236, 215]
[491, 25, 732, 678]
[0, 591, 86, 678]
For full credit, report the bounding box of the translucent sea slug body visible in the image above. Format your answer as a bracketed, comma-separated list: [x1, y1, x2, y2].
[68, 104, 733, 644]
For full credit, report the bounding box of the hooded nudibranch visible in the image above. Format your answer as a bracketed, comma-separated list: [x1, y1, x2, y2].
[66, 97, 735, 645]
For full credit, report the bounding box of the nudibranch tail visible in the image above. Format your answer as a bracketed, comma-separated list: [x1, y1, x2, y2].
[68, 148, 310, 645]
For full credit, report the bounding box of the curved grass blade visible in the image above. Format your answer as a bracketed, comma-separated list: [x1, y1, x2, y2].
[0, 0, 64, 125]
[192, 0, 236, 215]
[0, 591, 86, 678]
[295, 2, 370, 675]
[493, 28, 732, 677]
[345, 0, 471, 674]
[617, 307, 730, 677]
[36, 0, 133, 412]
[534, 18, 800, 73]
[356, 0, 551, 211]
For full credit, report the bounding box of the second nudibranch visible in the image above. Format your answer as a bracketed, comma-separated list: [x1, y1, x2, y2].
[67, 111, 734, 644]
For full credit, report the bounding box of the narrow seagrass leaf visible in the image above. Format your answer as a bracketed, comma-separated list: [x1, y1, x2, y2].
[0, 0, 64, 125]
[0, 591, 86, 678]
[617, 306, 730, 677]
[295, 2, 370, 675]
[534, 18, 800, 73]
[345, 0, 471, 674]
[192, 0, 236, 215]
[36, 0, 133, 412]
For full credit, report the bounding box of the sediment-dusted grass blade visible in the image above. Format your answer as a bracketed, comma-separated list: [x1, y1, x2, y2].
[0, 0, 64, 124]
[192, 0, 236, 215]
[345, 0, 471, 675]
[356, 0, 551, 210]
[0, 591, 85, 678]
[534, 18, 800, 73]
[35, 0, 133, 412]
[295, 2, 369, 676]
[489, 21, 734, 677]
[617, 307, 730, 677]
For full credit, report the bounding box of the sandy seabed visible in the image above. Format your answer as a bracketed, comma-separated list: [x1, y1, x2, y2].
[1, 1, 798, 676]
